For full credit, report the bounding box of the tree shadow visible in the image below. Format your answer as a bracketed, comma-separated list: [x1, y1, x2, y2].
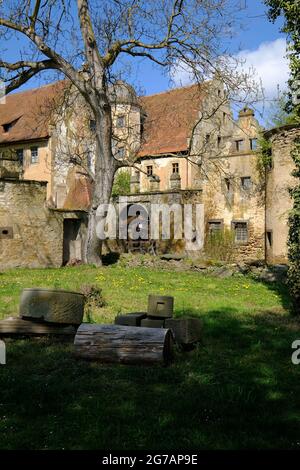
[1, 301, 300, 450]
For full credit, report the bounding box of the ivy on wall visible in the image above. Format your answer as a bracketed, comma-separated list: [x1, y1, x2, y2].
[288, 139, 300, 314]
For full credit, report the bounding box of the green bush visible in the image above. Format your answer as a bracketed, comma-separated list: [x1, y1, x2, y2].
[205, 228, 235, 263]
[112, 170, 131, 197]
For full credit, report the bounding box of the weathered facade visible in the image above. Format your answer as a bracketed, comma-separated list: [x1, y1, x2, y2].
[265, 125, 300, 264]
[0, 79, 298, 269]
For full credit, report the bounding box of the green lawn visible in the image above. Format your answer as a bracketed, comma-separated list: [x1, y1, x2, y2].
[0, 264, 300, 449]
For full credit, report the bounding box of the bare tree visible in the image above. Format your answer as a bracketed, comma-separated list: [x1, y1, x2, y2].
[0, 0, 255, 265]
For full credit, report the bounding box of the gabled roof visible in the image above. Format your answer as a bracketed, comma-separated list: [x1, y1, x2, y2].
[0, 81, 65, 144]
[138, 83, 205, 157]
[0, 80, 206, 156]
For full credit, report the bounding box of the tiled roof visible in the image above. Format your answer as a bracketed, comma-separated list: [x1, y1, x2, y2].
[0, 80, 205, 156]
[0, 81, 65, 144]
[138, 84, 205, 157]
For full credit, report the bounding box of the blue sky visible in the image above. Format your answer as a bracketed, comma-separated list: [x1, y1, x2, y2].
[2, 0, 288, 116]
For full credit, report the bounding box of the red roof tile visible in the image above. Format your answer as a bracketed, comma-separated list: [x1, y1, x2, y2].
[0, 81, 65, 144]
[138, 84, 205, 157]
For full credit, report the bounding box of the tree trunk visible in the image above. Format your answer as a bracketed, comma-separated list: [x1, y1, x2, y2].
[84, 91, 117, 266]
[74, 324, 174, 364]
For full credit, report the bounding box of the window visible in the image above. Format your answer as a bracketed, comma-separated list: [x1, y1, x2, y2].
[117, 115, 125, 128]
[172, 162, 179, 174]
[16, 149, 24, 165]
[235, 140, 245, 152]
[147, 165, 153, 177]
[89, 119, 96, 132]
[217, 136, 222, 148]
[232, 221, 248, 243]
[30, 147, 38, 164]
[241, 176, 252, 190]
[208, 220, 223, 235]
[2, 118, 19, 133]
[223, 112, 226, 123]
[250, 138, 257, 151]
[3, 123, 12, 133]
[218, 89, 221, 98]
[224, 177, 231, 191]
[266, 230, 273, 247]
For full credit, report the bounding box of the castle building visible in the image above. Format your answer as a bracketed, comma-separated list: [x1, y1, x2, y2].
[0, 79, 299, 268]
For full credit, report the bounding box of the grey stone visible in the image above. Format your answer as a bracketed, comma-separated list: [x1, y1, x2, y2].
[115, 312, 147, 327]
[141, 317, 165, 328]
[165, 317, 203, 344]
[147, 294, 174, 318]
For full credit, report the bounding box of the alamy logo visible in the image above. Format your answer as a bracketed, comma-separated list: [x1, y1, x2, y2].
[95, 201, 205, 251]
[291, 340, 300, 365]
[0, 340, 6, 365]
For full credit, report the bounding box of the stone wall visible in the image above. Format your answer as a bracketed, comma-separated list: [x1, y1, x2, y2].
[265, 126, 300, 264]
[0, 177, 87, 270]
[0, 178, 64, 269]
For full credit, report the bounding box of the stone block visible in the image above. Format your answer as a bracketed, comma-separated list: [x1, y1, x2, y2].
[141, 317, 165, 328]
[164, 317, 203, 344]
[115, 312, 147, 327]
[147, 295, 174, 318]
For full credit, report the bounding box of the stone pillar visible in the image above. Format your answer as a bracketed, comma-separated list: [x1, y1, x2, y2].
[170, 172, 181, 189]
[130, 172, 140, 193]
[149, 175, 160, 192]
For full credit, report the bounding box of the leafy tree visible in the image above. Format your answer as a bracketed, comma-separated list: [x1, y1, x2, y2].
[112, 170, 131, 198]
[265, 1, 300, 313]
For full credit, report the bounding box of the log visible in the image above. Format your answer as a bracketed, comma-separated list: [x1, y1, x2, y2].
[0, 317, 77, 337]
[20, 288, 85, 325]
[74, 324, 174, 365]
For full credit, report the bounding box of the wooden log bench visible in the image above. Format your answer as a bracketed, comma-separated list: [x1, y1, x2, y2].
[74, 323, 174, 365]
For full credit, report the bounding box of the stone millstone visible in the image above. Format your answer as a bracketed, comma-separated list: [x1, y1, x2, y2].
[115, 312, 147, 327]
[20, 288, 85, 325]
[164, 317, 203, 344]
[147, 295, 174, 318]
[141, 317, 165, 328]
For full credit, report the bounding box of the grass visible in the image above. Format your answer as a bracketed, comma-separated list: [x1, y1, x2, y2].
[0, 264, 300, 449]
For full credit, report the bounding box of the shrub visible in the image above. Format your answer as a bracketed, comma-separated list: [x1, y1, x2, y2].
[204, 228, 235, 263]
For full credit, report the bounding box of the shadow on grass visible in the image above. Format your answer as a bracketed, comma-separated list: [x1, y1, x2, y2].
[1, 302, 300, 450]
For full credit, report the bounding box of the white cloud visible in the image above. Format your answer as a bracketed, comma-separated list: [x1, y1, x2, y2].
[235, 38, 290, 100]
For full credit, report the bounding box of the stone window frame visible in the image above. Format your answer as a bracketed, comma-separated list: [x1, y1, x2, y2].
[30, 146, 39, 164]
[172, 162, 179, 174]
[146, 165, 153, 177]
[207, 219, 224, 236]
[250, 138, 258, 151]
[235, 139, 245, 152]
[231, 220, 249, 244]
[240, 176, 252, 191]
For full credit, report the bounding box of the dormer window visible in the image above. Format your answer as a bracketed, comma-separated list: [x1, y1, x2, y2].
[2, 118, 19, 133]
